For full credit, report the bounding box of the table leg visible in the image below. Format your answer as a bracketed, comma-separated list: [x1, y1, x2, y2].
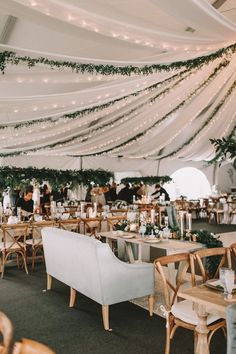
[195, 304, 209, 354]
[125, 242, 135, 263]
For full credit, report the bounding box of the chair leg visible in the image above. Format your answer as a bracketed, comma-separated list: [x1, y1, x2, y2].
[165, 325, 171, 354]
[47, 274, 52, 290]
[31, 248, 35, 270]
[148, 295, 154, 316]
[1, 256, 6, 279]
[69, 288, 76, 307]
[102, 305, 112, 331]
[193, 330, 198, 353]
[21, 252, 28, 275]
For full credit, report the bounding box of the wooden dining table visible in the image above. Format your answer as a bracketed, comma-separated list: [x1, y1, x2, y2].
[179, 284, 234, 354]
[99, 231, 203, 263]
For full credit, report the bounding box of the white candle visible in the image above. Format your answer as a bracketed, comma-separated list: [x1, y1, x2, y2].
[187, 213, 192, 231]
[179, 212, 184, 236]
[93, 202, 97, 216]
[164, 216, 169, 227]
[129, 223, 136, 232]
[150, 209, 155, 224]
[81, 203, 84, 214]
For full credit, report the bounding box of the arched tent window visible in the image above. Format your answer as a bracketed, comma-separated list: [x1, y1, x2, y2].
[163, 167, 211, 200]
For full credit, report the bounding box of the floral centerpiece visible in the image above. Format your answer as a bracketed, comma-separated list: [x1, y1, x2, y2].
[144, 223, 160, 236]
[114, 220, 130, 232]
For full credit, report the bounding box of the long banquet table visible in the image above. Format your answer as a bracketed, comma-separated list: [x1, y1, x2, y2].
[99, 231, 203, 263]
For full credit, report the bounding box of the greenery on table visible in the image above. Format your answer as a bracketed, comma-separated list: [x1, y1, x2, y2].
[114, 220, 129, 231]
[144, 223, 160, 236]
[0, 166, 113, 190]
[189, 229, 223, 277]
[121, 176, 172, 185]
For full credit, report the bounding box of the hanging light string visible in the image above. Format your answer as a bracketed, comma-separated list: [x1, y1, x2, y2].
[159, 78, 236, 160]
[0, 43, 235, 75]
[0, 59, 230, 157]
[26, 58, 228, 157]
[0, 67, 188, 130]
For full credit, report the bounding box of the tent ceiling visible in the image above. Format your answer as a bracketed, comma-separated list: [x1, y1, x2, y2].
[0, 0, 235, 165]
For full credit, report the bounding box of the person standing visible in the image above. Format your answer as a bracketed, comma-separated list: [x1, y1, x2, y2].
[151, 184, 170, 201]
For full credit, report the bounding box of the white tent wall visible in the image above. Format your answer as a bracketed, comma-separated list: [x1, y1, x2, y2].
[218, 162, 236, 193]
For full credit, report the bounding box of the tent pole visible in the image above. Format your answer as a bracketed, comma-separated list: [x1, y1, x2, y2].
[80, 156, 83, 201]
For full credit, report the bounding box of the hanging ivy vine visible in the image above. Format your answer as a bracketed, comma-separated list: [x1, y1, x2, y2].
[121, 176, 172, 185]
[0, 42, 235, 75]
[0, 166, 114, 189]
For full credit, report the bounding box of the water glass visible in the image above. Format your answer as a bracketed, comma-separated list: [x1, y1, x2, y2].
[225, 269, 235, 300]
[219, 267, 228, 295]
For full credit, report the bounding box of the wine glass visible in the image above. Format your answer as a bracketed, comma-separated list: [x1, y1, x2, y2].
[225, 269, 235, 300]
[219, 267, 228, 295]
[139, 224, 146, 238]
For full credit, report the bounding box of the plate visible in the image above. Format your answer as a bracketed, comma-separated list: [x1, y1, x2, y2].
[205, 279, 236, 293]
[144, 238, 161, 243]
[121, 234, 135, 239]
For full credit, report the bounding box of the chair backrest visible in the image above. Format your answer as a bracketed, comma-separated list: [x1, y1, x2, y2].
[80, 217, 102, 236]
[2, 224, 28, 250]
[0, 311, 13, 354]
[32, 221, 55, 243]
[58, 219, 80, 232]
[106, 216, 127, 231]
[154, 253, 191, 310]
[12, 338, 55, 354]
[191, 247, 231, 285]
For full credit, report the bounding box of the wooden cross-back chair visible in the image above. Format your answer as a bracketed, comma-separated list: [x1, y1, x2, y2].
[229, 202, 236, 224]
[191, 247, 232, 286]
[80, 217, 102, 237]
[0, 224, 29, 278]
[58, 219, 81, 233]
[26, 221, 56, 269]
[106, 216, 127, 231]
[0, 311, 13, 354]
[154, 252, 226, 354]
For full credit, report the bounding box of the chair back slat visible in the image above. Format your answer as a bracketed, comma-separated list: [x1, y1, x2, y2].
[154, 253, 191, 309]
[191, 247, 231, 285]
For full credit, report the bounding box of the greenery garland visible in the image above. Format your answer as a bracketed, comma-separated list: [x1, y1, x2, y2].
[0, 43, 235, 75]
[121, 176, 172, 185]
[0, 68, 189, 130]
[0, 59, 229, 157]
[159, 78, 236, 160]
[0, 166, 114, 189]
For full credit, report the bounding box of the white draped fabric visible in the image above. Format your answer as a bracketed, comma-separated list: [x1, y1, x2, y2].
[0, 0, 235, 166]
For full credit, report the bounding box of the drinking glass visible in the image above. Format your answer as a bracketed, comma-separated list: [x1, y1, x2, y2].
[219, 267, 228, 295]
[139, 224, 146, 238]
[225, 269, 235, 300]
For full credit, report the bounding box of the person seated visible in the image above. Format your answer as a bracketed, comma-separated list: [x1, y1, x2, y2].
[16, 187, 34, 218]
[151, 183, 170, 201]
